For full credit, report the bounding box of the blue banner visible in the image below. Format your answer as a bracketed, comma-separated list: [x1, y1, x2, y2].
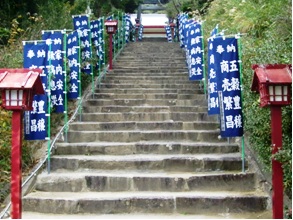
[207, 25, 220, 115]
[138, 25, 143, 41]
[186, 22, 204, 81]
[23, 42, 49, 140]
[67, 31, 80, 99]
[72, 15, 92, 75]
[213, 36, 243, 137]
[91, 19, 102, 70]
[178, 13, 188, 48]
[42, 31, 65, 113]
[165, 25, 172, 42]
[124, 14, 133, 43]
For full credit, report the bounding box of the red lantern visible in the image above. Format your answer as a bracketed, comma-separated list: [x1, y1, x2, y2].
[0, 68, 44, 219]
[251, 63, 292, 219]
[0, 68, 44, 110]
[251, 64, 292, 107]
[105, 20, 118, 34]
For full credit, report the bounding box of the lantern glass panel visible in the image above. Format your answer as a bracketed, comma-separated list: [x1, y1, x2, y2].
[6, 90, 23, 106]
[275, 86, 282, 101]
[108, 27, 114, 32]
[269, 86, 274, 102]
[284, 86, 288, 101]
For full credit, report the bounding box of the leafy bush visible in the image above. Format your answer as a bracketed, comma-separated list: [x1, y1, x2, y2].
[202, 0, 292, 197]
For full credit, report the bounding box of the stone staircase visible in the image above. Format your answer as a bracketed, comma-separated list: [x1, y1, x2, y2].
[22, 40, 271, 218]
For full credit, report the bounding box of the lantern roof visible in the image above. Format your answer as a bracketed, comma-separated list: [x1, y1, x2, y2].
[251, 64, 292, 92]
[104, 20, 118, 26]
[0, 68, 44, 95]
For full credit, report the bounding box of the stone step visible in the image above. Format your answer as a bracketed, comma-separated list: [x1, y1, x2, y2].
[68, 121, 218, 131]
[94, 88, 203, 95]
[66, 130, 223, 143]
[34, 171, 256, 192]
[21, 211, 272, 219]
[104, 75, 190, 80]
[50, 153, 243, 172]
[92, 93, 202, 100]
[116, 58, 186, 63]
[85, 99, 207, 106]
[54, 141, 239, 156]
[82, 105, 208, 113]
[113, 63, 187, 68]
[103, 79, 196, 84]
[106, 71, 188, 76]
[120, 51, 184, 56]
[99, 83, 201, 89]
[79, 112, 216, 122]
[109, 69, 188, 73]
[23, 191, 268, 215]
[109, 68, 187, 73]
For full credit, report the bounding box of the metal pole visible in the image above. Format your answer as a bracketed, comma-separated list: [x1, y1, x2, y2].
[109, 34, 113, 70]
[10, 110, 22, 219]
[271, 106, 284, 219]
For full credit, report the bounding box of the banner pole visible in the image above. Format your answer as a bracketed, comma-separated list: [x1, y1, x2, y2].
[201, 22, 207, 100]
[237, 36, 245, 173]
[78, 35, 82, 122]
[63, 31, 68, 142]
[102, 17, 106, 69]
[47, 43, 52, 174]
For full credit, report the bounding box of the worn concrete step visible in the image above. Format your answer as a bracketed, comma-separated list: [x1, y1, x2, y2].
[69, 121, 218, 131]
[105, 71, 188, 77]
[21, 211, 272, 219]
[79, 112, 215, 122]
[94, 88, 203, 95]
[92, 93, 202, 100]
[54, 141, 239, 156]
[99, 83, 201, 90]
[114, 60, 186, 64]
[23, 191, 268, 215]
[103, 79, 196, 85]
[82, 105, 208, 113]
[116, 58, 185, 63]
[120, 51, 184, 56]
[34, 171, 256, 192]
[109, 68, 187, 73]
[49, 153, 243, 172]
[66, 130, 224, 143]
[104, 75, 190, 80]
[113, 64, 187, 69]
[85, 99, 207, 106]
[109, 69, 188, 74]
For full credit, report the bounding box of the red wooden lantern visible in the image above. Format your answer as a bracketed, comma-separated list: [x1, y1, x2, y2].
[105, 20, 118, 34]
[251, 63, 292, 219]
[0, 69, 44, 110]
[251, 64, 292, 107]
[0, 68, 44, 219]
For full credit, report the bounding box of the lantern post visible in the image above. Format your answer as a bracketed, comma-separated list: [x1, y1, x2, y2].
[105, 20, 118, 70]
[0, 69, 44, 219]
[251, 64, 292, 219]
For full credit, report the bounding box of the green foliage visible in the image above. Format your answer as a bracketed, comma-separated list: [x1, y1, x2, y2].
[203, 0, 292, 198]
[0, 27, 10, 45]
